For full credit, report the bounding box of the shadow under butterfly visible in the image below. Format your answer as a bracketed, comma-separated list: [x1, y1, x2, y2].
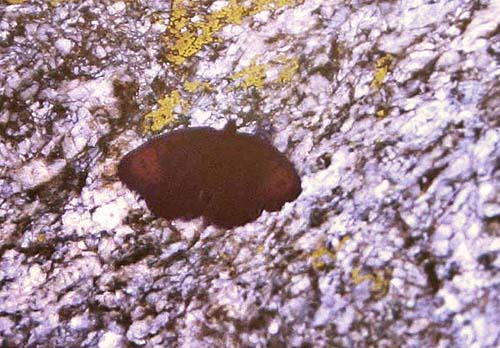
[117, 121, 302, 228]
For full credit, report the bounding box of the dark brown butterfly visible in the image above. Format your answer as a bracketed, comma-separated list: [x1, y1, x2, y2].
[117, 121, 301, 228]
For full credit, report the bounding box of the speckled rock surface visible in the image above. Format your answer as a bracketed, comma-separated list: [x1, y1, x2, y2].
[0, 0, 499, 347]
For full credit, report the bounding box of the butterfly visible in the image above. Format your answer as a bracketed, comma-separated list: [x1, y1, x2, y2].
[118, 121, 301, 228]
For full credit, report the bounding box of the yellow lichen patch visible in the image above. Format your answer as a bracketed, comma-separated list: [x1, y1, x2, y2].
[256, 245, 265, 254]
[231, 59, 268, 89]
[351, 268, 372, 285]
[164, 0, 301, 65]
[144, 91, 183, 132]
[371, 54, 393, 89]
[6, 0, 27, 4]
[229, 55, 299, 90]
[376, 108, 387, 118]
[49, 0, 77, 6]
[183, 80, 212, 93]
[370, 269, 392, 299]
[311, 246, 337, 270]
[311, 236, 350, 270]
[276, 56, 300, 84]
[351, 267, 392, 299]
[337, 235, 351, 250]
[217, 0, 248, 25]
[250, 0, 302, 14]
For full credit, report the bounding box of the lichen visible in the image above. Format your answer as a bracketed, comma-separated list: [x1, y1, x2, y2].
[163, 0, 302, 65]
[144, 91, 185, 132]
[371, 54, 393, 89]
[276, 56, 300, 84]
[351, 267, 392, 299]
[49, 0, 77, 7]
[311, 236, 350, 270]
[183, 80, 212, 93]
[311, 246, 337, 270]
[147, 1, 302, 128]
[231, 59, 268, 89]
[376, 107, 387, 118]
[230, 55, 300, 89]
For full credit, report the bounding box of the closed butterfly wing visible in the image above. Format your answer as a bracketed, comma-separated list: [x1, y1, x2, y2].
[118, 122, 301, 228]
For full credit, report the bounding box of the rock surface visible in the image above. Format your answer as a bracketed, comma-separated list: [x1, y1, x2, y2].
[0, 0, 499, 347]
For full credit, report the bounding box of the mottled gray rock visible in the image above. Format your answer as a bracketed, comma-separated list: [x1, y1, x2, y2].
[1, 0, 499, 348]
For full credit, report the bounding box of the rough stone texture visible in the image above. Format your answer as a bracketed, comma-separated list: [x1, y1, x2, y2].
[0, 0, 499, 348]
